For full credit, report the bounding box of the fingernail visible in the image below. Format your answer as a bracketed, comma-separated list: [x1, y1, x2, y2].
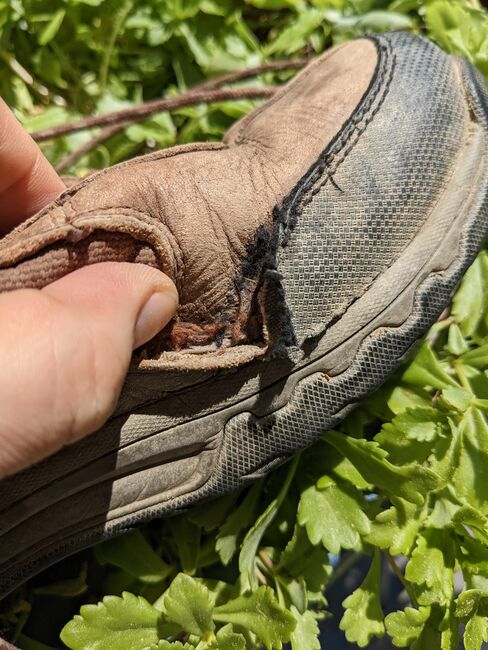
[134, 291, 177, 349]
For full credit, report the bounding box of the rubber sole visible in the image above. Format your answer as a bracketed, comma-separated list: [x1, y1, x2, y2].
[0, 57, 487, 599]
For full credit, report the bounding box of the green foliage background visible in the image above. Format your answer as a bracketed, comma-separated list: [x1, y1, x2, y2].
[1, 0, 488, 649]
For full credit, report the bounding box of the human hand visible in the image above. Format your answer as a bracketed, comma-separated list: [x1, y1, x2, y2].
[0, 99, 178, 479]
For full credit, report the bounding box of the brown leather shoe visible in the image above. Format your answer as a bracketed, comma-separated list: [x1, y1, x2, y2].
[1, 31, 488, 600]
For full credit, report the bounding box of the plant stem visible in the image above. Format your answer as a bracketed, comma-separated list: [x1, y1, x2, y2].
[454, 362, 472, 391]
[51, 57, 308, 170]
[383, 550, 418, 607]
[325, 551, 363, 592]
[258, 549, 275, 573]
[55, 123, 128, 172]
[31, 86, 275, 142]
[255, 566, 268, 586]
[193, 57, 308, 91]
[98, 1, 132, 95]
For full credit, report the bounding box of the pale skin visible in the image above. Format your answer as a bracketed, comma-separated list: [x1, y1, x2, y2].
[0, 99, 179, 479]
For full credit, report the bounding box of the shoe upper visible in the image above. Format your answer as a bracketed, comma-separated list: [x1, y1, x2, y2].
[1, 30, 488, 605]
[0, 32, 475, 371]
[0, 37, 377, 368]
[272, 31, 470, 347]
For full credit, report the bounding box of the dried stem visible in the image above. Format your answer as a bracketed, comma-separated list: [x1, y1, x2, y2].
[32, 87, 275, 142]
[54, 123, 129, 173]
[258, 549, 275, 573]
[193, 57, 308, 91]
[255, 565, 268, 586]
[40, 58, 308, 171]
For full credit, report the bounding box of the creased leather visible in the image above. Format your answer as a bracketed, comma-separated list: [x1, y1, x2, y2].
[0, 39, 377, 367]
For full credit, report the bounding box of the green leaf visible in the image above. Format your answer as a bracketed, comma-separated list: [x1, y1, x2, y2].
[38, 9, 65, 45]
[94, 530, 172, 584]
[339, 550, 385, 647]
[277, 524, 332, 599]
[453, 505, 488, 545]
[265, 8, 324, 56]
[167, 517, 201, 573]
[289, 607, 320, 650]
[163, 573, 214, 636]
[216, 482, 262, 565]
[425, 2, 488, 75]
[464, 613, 488, 650]
[405, 530, 455, 605]
[413, 616, 443, 649]
[60, 592, 161, 650]
[457, 534, 488, 578]
[455, 591, 488, 649]
[385, 606, 431, 647]
[188, 493, 238, 532]
[439, 602, 459, 650]
[365, 498, 426, 555]
[210, 624, 247, 650]
[455, 589, 488, 618]
[375, 424, 433, 466]
[386, 384, 432, 415]
[389, 407, 443, 441]
[298, 478, 370, 554]
[213, 586, 295, 650]
[239, 457, 298, 590]
[325, 431, 441, 505]
[275, 574, 307, 614]
[374, 406, 448, 465]
[440, 386, 473, 412]
[402, 343, 458, 389]
[329, 9, 414, 35]
[460, 343, 488, 369]
[451, 250, 488, 338]
[446, 322, 470, 356]
[451, 407, 488, 512]
[425, 486, 464, 529]
[21, 106, 71, 132]
[244, 0, 303, 8]
[322, 447, 372, 490]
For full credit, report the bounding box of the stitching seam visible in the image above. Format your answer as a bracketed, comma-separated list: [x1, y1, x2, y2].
[281, 35, 396, 239]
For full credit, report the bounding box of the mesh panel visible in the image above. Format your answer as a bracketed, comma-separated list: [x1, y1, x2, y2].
[277, 33, 467, 343]
[218, 270, 463, 482]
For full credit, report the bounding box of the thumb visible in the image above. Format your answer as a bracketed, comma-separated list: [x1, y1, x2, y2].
[0, 262, 178, 479]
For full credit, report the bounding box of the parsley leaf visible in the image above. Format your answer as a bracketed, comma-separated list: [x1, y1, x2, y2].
[213, 586, 295, 650]
[163, 573, 215, 637]
[60, 592, 162, 650]
[339, 550, 385, 647]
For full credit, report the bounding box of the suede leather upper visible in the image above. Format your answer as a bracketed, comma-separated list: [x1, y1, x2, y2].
[0, 39, 377, 360]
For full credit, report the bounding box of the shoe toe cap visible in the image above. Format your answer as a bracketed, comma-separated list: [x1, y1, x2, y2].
[272, 32, 487, 346]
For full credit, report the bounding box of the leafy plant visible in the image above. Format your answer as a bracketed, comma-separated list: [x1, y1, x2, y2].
[1, 1, 488, 649]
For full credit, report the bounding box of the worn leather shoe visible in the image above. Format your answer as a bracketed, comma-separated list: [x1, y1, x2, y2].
[1, 31, 488, 598]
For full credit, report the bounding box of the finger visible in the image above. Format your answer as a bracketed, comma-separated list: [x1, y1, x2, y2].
[0, 98, 65, 234]
[0, 262, 178, 479]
